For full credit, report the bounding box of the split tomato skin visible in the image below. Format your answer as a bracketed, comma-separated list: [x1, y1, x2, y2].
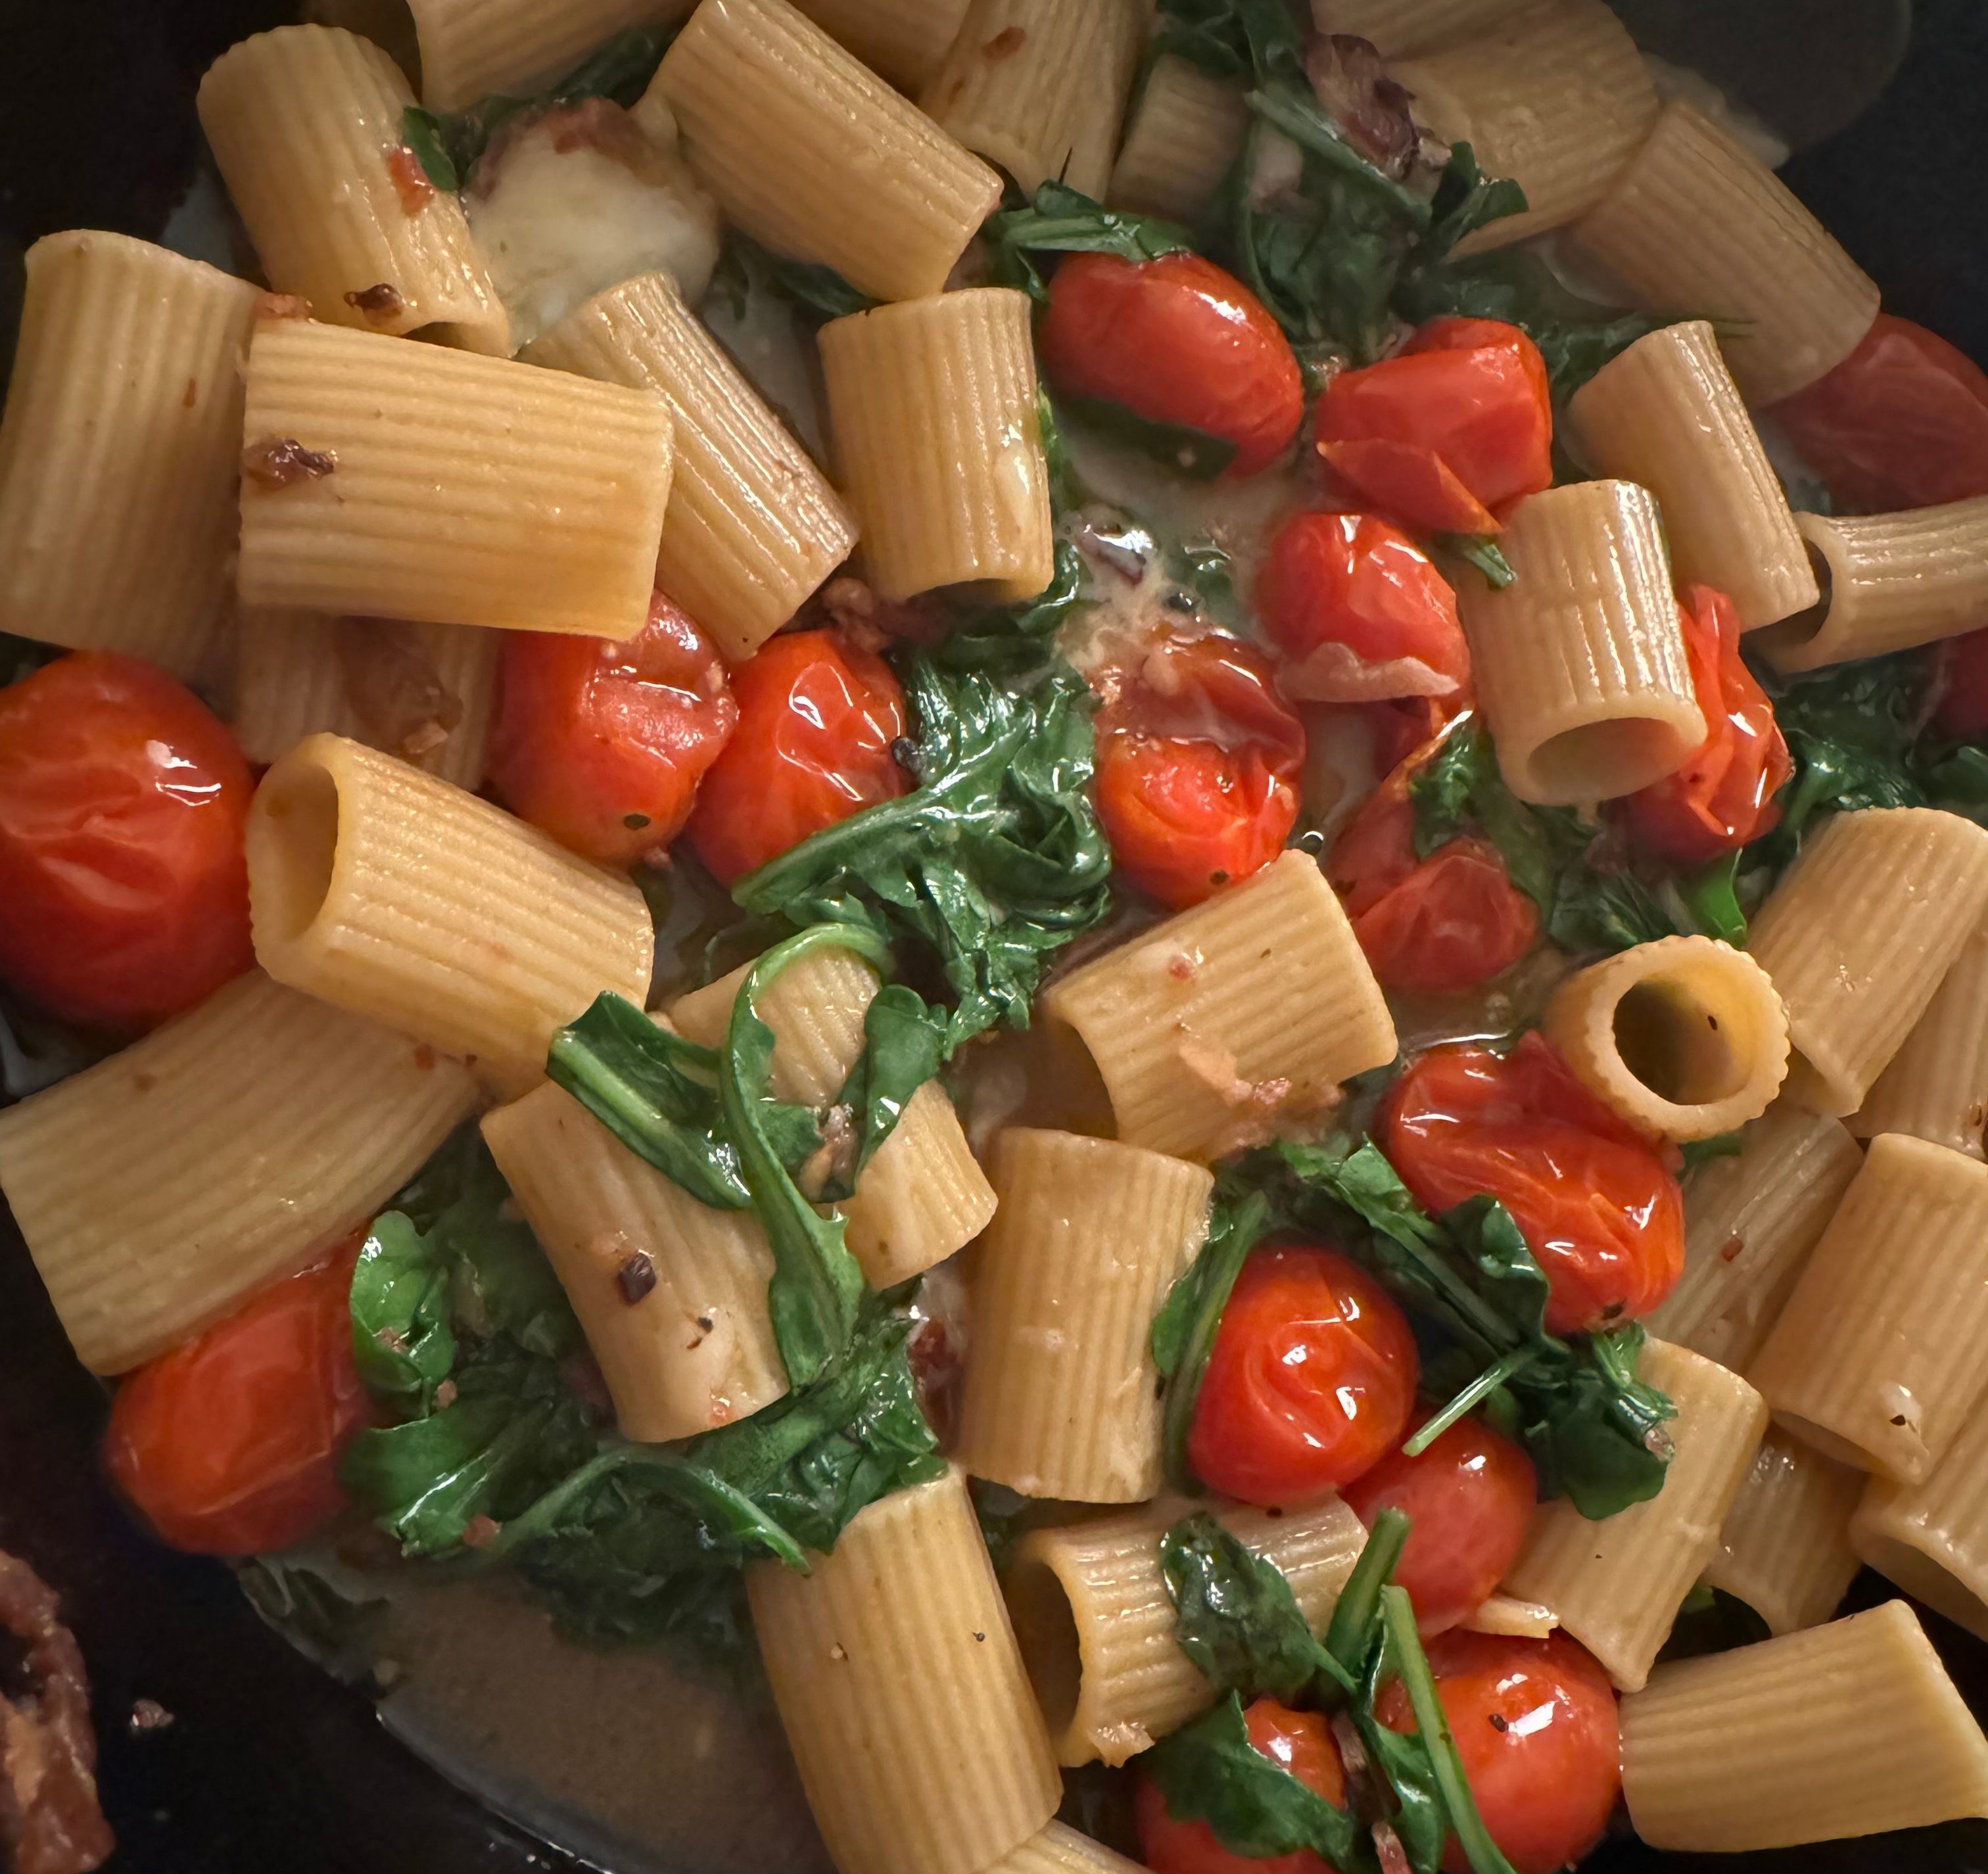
[1935, 627, 1988, 741]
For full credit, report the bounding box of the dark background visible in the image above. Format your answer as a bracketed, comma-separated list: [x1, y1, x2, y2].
[4, 1, 1988, 1868]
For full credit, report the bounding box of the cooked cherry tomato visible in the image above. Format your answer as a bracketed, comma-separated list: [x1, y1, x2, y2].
[1328, 745, 1538, 995]
[1038, 252, 1305, 477]
[1378, 1035, 1685, 1334]
[1770, 313, 1988, 513]
[1937, 627, 1988, 740]
[105, 1240, 371, 1555]
[489, 591, 737, 866]
[1137, 1697, 1346, 1874]
[1092, 632, 1306, 909]
[1315, 318, 1553, 534]
[1377, 1631, 1620, 1874]
[1257, 511, 1470, 704]
[0, 651, 254, 1031]
[1342, 1413, 1538, 1635]
[685, 628, 907, 885]
[1619, 584, 1791, 868]
[1188, 1241, 1419, 1506]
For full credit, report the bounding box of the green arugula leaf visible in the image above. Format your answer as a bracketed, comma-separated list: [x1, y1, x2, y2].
[984, 180, 1195, 302]
[818, 983, 948, 1202]
[936, 540, 1089, 674]
[1440, 534, 1517, 590]
[237, 1560, 387, 1686]
[1059, 395, 1239, 480]
[1152, 1192, 1272, 1490]
[1678, 1131, 1745, 1173]
[1520, 1323, 1676, 1516]
[711, 231, 876, 324]
[349, 1213, 457, 1409]
[1678, 852, 1749, 947]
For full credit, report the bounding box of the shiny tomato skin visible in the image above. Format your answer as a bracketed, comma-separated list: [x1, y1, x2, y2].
[1935, 627, 1988, 740]
[1316, 438, 1498, 536]
[0, 651, 254, 1031]
[489, 591, 737, 866]
[1341, 1414, 1538, 1635]
[1188, 1242, 1419, 1506]
[1379, 1035, 1685, 1334]
[1039, 252, 1304, 476]
[685, 628, 908, 885]
[1619, 584, 1791, 867]
[105, 1240, 371, 1555]
[1138, 1698, 1346, 1874]
[1377, 1631, 1620, 1874]
[1093, 632, 1306, 909]
[1770, 313, 1988, 513]
[1258, 511, 1470, 703]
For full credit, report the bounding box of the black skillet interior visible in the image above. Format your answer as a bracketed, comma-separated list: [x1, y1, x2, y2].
[5, 2, 1988, 1868]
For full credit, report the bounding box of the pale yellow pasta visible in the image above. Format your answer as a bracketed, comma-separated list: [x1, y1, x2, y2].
[1502, 1339, 1766, 1692]
[481, 1074, 787, 1441]
[987, 1821, 1148, 1874]
[1747, 807, 1988, 1117]
[197, 26, 508, 354]
[1620, 1601, 1988, 1850]
[747, 1467, 1060, 1874]
[1567, 97, 1880, 405]
[955, 1131, 1212, 1504]
[521, 272, 855, 663]
[820, 289, 1053, 603]
[1543, 937, 1789, 1141]
[1456, 480, 1702, 805]
[1757, 500, 1988, 674]
[1752, 1133, 1988, 1484]
[655, 0, 1003, 303]
[1044, 850, 1396, 1163]
[1853, 922, 1988, 1159]
[1108, 55, 1249, 226]
[1461, 1595, 1559, 1639]
[1390, 0, 1657, 253]
[231, 609, 498, 789]
[0, 231, 258, 675]
[1703, 1428, 1862, 1636]
[237, 316, 673, 638]
[0, 972, 477, 1374]
[246, 734, 653, 1096]
[1642, 1104, 1860, 1372]
[1853, 1401, 1988, 1645]
[790, 0, 972, 90]
[1565, 320, 1818, 632]
[408, 0, 695, 111]
[669, 949, 995, 1286]
[1314, 0, 1520, 56]
[1005, 1497, 1367, 1766]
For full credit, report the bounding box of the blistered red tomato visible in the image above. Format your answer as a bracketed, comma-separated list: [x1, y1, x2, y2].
[1378, 1631, 1620, 1874]
[1770, 313, 1988, 513]
[686, 628, 907, 885]
[1379, 1035, 1685, 1334]
[0, 651, 254, 1031]
[489, 590, 737, 866]
[1188, 1242, 1419, 1506]
[105, 1240, 371, 1555]
[1092, 632, 1306, 909]
[1342, 1414, 1538, 1635]
[1138, 1698, 1347, 1874]
[1039, 252, 1305, 476]
[1257, 511, 1470, 704]
[1619, 584, 1791, 868]
[1935, 628, 1988, 741]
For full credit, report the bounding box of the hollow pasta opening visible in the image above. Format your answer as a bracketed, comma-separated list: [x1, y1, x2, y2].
[1002, 1553, 1082, 1737]
[254, 757, 341, 942]
[1753, 540, 1834, 659]
[1613, 974, 1753, 1108]
[1852, 1530, 1988, 1645]
[1527, 716, 1686, 803]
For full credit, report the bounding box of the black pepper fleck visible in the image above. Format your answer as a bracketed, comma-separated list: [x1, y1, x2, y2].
[624, 812, 651, 830]
[1489, 1713, 1508, 1733]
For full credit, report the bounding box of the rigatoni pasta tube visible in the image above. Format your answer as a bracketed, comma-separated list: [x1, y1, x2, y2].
[1853, 921, 1988, 1159]
[1108, 55, 1248, 225]
[955, 1131, 1212, 1504]
[1620, 1601, 1988, 1850]
[521, 272, 855, 663]
[1004, 1496, 1366, 1766]
[246, 734, 652, 1096]
[820, 289, 1053, 603]
[482, 1075, 787, 1441]
[1044, 849, 1396, 1163]
[1312, 0, 1521, 56]
[407, 0, 693, 110]
[986, 1821, 1148, 1874]
[1501, 1338, 1766, 1692]
[1747, 807, 1988, 1117]
[1456, 480, 1702, 806]
[1853, 1401, 1988, 1644]
[1757, 500, 1988, 674]
[790, 0, 972, 90]
[1703, 1428, 1862, 1637]
[231, 609, 498, 789]
[1542, 936, 1789, 1142]
[197, 26, 509, 355]
[0, 972, 477, 1374]
[655, 0, 1003, 304]
[0, 231, 258, 675]
[1565, 321, 1818, 632]
[747, 1467, 1060, 1874]
[1642, 1104, 1859, 1372]
[1567, 98, 1879, 405]
[1751, 1133, 1988, 1484]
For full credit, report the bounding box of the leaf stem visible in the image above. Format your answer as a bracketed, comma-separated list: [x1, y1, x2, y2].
[1405, 1346, 1538, 1456]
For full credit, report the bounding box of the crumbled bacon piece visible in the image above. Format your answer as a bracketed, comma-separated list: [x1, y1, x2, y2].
[343, 281, 405, 321]
[616, 1252, 659, 1305]
[815, 575, 947, 647]
[243, 437, 336, 488]
[385, 143, 435, 213]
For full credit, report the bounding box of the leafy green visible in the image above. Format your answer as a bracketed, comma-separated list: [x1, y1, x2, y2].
[1058, 396, 1238, 480]
[984, 180, 1195, 302]
[237, 1561, 387, 1686]
[1678, 1131, 1745, 1173]
[935, 540, 1089, 674]
[819, 984, 948, 1202]
[349, 1213, 458, 1409]
[1441, 534, 1517, 590]
[710, 231, 876, 324]
[1152, 1193, 1271, 1490]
